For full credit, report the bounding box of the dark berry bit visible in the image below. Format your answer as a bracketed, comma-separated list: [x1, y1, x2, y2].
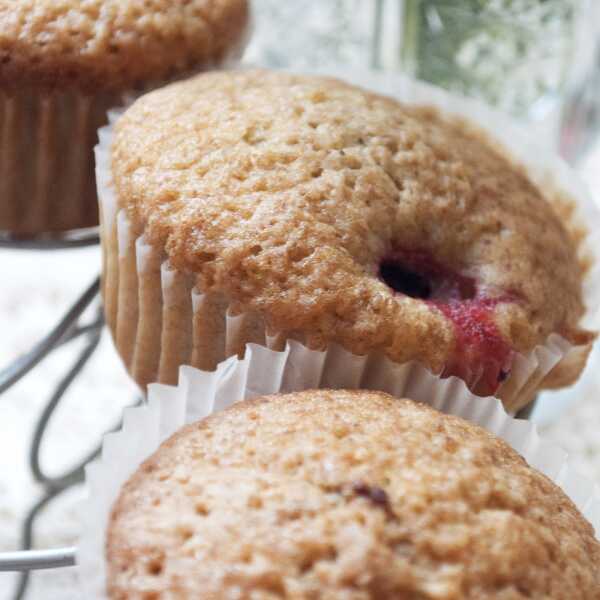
[351, 482, 393, 516]
[498, 369, 510, 383]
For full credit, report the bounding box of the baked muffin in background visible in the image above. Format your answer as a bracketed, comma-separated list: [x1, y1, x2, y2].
[100, 69, 595, 411]
[0, 0, 249, 236]
[106, 389, 600, 599]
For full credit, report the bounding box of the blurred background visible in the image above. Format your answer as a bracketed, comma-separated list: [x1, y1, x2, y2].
[2, 1, 600, 598]
[246, 0, 600, 159]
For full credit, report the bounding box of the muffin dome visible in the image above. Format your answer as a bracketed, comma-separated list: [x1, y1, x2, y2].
[108, 70, 594, 398]
[107, 390, 600, 598]
[0, 0, 249, 92]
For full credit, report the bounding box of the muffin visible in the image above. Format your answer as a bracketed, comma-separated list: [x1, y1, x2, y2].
[0, 0, 249, 235]
[99, 69, 595, 411]
[106, 389, 600, 599]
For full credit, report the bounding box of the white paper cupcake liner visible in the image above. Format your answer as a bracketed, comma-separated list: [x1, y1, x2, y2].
[78, 342, 600, 599]
[96, 68, 600, 413]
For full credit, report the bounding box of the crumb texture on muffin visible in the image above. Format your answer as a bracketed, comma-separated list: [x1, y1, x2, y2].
[0, 0, 248, 91]
[107, 390, 600, 599]
[111, 70, 593, 394]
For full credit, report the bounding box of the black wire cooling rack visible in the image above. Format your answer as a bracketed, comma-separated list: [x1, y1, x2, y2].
[0, 228, 112, 600]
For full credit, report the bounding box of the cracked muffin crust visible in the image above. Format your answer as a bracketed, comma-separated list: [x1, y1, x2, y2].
[107, 69, 595, 400]
[106, 389, 600, 599]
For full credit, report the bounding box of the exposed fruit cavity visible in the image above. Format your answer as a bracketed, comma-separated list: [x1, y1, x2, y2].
[379, 251, 514, 394]
[379, 251, 476, 302]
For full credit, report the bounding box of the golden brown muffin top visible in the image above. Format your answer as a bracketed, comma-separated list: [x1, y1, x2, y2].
[111, 70, 594, 396]
[107, 390, 600, 599]
[0, 0, 248, 92]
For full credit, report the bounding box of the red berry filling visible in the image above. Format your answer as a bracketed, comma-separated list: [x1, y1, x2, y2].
[435, 298, 513, 394]
[379, 251, 514, 394]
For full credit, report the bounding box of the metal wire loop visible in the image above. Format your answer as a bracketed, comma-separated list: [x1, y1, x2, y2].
[29, 308, 104, 490]
[0, 268, 104, 598]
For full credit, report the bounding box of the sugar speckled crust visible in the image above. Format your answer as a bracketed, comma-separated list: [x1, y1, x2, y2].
[111, 70, 594, 389]
[106, 390, 600, 599]
[0, 0, 249, 92]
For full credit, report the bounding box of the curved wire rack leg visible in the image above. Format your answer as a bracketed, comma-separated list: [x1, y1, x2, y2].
[0, 276, 103, 599]
[8, 313, 103, 600]
[6, 327, 142, 598]
[30, 310, 104, 490]
[0, 277, 101, 394]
